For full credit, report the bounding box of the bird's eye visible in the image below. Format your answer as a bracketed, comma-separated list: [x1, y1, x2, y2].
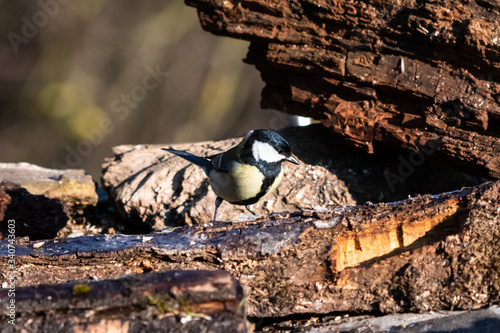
[277, 148, 285, 155]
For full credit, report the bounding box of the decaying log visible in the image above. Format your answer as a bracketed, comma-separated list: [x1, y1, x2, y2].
[0, 270, 246, 333]
[102, 125, 482, 229]
[0, 163, 125, 238]
[184, 0, 500, 178]
[2, 181, 498, 318]
[0, 163, 98, 212]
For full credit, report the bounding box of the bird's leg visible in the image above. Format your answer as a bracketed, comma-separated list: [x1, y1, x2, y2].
[245, 204, 258, 216]
[213, 197, 224, 222]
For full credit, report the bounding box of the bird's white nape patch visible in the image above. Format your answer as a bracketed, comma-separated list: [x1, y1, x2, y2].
[252, 141, 284, 163]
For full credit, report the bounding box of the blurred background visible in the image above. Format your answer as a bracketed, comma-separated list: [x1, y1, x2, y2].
[0, 0, 279, 178]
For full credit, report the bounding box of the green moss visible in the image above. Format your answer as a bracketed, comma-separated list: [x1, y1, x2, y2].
[148, 294, 174, 314]
[146, 293, 213, 320]
[72, 284, 91, 294]
[176, 296, 193, 313]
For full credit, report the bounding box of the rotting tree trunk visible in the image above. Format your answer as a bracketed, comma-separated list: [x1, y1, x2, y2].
[2, 181, 499, 318]
[0, 270, 246, 333]
[184, 0, 500, 178]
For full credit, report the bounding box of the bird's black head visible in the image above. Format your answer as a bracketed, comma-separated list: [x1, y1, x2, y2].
[240, 129, 299, 165]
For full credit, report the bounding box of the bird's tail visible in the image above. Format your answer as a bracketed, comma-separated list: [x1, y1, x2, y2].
[162, 148, 212, 175]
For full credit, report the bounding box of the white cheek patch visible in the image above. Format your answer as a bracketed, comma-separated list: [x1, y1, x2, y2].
[252, 141, 285, 163]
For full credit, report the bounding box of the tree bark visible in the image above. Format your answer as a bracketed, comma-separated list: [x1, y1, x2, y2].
[184, 0, 500, 178]
[2, 180, 499, 318]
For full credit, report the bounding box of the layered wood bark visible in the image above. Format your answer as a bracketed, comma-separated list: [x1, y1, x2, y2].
[2, 181, 498, 318]
[184, 0, 500, 178]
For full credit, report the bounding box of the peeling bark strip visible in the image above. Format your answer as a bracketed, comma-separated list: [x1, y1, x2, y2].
[184, 0, 500, 177]
[1, 181, 498, 317]
[0, 270, 246, 333]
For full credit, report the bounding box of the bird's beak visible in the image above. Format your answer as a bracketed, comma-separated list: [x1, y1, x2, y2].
[286, 155, 300, 165]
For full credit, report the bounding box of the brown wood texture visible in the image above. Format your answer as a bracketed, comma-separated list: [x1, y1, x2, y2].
[2, 180, 498, 318]
[0, 270, 246, 333]
[184, 0, 500, 178]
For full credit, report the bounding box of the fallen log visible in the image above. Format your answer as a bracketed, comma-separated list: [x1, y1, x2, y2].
[0, 163, 98, 213]
[0, 163, 102, 238]
[2, 180, 498, 317]
[101, 125, 482, 228]
[184, 0, 500, 178]
[0, 270, 246, 333]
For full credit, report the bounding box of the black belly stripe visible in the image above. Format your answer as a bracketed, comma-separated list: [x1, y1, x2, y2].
[232, 162, 281, 206]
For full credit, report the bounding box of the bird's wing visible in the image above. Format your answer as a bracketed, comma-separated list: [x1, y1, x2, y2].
[209, 146, 240, 173]
[209, 152, 229, 173]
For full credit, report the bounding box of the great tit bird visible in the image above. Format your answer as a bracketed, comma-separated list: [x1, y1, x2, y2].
[162, 129, 299, 221]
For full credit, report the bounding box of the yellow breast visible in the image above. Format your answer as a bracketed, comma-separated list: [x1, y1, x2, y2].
[209, 164, 266, 203]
